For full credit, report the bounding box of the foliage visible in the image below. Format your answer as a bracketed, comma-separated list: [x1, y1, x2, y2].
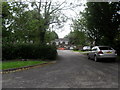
[2, 1, 71, 45]
[65, 30, 87, 46]
[2, 2, 12, 44]
[83, 2, 120, 46]
[45, 31, 58, 43]
[71, 2, 120, 55]
[30, 1, 70, 44]
[2, 44, 57, 60]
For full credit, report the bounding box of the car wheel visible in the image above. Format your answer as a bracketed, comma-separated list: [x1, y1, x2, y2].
[94, 56, 98, 62]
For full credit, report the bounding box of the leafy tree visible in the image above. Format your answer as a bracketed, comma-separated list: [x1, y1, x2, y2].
[9, 2, 29, 43]
[83, 2, 120, 46]
[2, 2, 13, 44]
[30, 0, 76, 44]
[2, 2, 38, 44]
[69, 15, 90, 46]
[45, 31, 58, 43]
[2, 1, 81, 45]
[65, 30, 87, 46]
[72, 2, 120, 54]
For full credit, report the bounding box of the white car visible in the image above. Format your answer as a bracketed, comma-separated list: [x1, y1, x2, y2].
[88, 46, 117, 62]
[82, 46, 91, 51]
[70, 47, 74, 50]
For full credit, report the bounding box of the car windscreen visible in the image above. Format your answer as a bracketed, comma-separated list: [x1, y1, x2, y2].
[99, 47, 113, 50]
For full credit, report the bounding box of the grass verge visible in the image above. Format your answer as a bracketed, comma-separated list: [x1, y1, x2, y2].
[73, 50, 85, 52]
[73, 50, 90, 55]
[73, 50, 89, 53]
[0, 61, 47, 70]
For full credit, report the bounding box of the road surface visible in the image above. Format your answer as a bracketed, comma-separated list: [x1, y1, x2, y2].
[2, 50, 119, 88]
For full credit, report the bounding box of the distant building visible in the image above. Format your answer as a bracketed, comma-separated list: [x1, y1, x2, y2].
[51, 38, 76, 50]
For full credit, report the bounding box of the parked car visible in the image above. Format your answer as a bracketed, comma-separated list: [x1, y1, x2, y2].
[82, 46, 91, 51]
[88, 46, 117, 62]
[58, 48, 65, 50]
[69, 46, 74, 50]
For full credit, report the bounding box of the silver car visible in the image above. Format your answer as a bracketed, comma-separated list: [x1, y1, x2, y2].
[88, 46, 117, 62]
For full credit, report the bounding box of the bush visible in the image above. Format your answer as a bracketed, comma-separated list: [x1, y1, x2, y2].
[2, 43, 57, 61]
[73, 48, 79, 51]
[2, 44, 15, 60]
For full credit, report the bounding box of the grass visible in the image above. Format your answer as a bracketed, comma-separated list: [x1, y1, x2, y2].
[73, 50, 90, 55]
[73, 50, 89, 53]
[73, 50, 83, 52]
[0, 61, 47, 70]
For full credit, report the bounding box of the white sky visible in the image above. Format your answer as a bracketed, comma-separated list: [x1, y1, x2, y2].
[52, 0, 86, 38]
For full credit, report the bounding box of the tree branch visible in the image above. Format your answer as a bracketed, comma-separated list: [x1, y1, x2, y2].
[38, 0, 41, 13]
[49, 0, 66, 14]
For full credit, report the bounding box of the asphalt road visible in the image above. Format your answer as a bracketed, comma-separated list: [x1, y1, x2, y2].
[2, 50, 119, 88]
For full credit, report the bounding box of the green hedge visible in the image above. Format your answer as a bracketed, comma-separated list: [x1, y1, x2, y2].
[2, 43, 57, 61]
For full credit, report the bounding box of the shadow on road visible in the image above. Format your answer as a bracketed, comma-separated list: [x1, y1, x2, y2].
[96, 59, 120, 63]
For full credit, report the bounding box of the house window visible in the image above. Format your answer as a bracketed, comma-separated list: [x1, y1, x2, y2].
[56, 42, 59, 45]
[65, 41, 68, 45]
[60, 41, 63, 44]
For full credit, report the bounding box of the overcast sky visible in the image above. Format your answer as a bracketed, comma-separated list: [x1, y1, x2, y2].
[53, 0, 86, 38]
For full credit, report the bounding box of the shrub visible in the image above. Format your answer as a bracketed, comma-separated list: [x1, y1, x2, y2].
[2, 44, 15, 60]
[2, 43, 57, 61]
[73, 48, 79, 51]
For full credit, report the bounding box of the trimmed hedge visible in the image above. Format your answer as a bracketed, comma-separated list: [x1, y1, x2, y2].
[2, 43, 57, 61]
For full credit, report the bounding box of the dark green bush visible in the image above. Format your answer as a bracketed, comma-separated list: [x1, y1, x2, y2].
[73, 48, 79, 51]
[2, 43, 57, 61]
[2, 44, 15, 60]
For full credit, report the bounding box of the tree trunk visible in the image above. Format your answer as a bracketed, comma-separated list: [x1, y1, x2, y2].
[39, 29, 46, 44]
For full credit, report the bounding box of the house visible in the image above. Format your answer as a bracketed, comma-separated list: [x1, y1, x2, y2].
[51, 38, 76, 50]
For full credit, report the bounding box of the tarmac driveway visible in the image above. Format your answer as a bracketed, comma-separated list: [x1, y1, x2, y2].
[2, 50, 119, 88]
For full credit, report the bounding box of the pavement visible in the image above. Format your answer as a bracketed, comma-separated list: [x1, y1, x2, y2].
[2, 50, 119, 88]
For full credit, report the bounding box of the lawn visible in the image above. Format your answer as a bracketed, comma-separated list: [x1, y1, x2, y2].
[73, 50, 89, 53]
[0, 61, 47, 70]
[73, 50, 84, 52]
[73, 50, 90, 55]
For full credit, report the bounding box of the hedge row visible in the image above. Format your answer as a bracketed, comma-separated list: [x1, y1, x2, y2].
[2, 43, 57, 61]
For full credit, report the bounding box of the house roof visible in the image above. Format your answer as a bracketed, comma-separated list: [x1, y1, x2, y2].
[53, 38, 69, 42]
